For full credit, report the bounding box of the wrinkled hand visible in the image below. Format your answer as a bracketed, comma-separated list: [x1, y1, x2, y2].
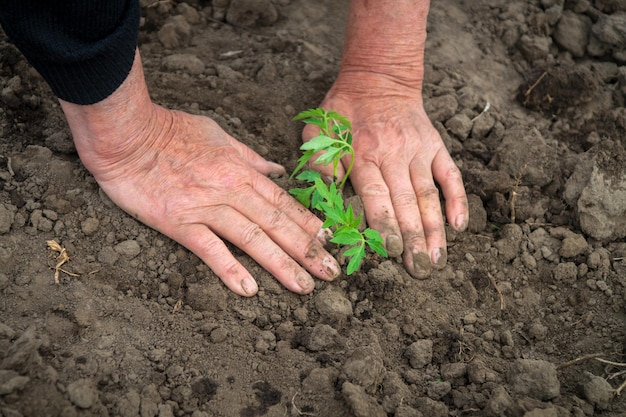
[61, 51, 340, 296]
[303, 75, 468, 278]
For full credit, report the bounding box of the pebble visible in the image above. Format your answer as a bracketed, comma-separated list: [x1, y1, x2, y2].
[226, 0, 278, 28]
[342, 382, 387, 417]
[314, 288, 353, 320]
[343, 347, 385, 394]
[0, 327, 41, 373]
[582, 372, 614, 410]
[0, 204, 15, 234]
[404, 339, 433, 369]
[81, 217, 100, 236]
[66, 379, 98, 409]
[161, 54, 205, 75]
[114, 240, 141, 258]
[508, 359, 560, 400]
[559, 233, 588, 258]
[303, 324, 339, 352]
[97, 246, 119, 266]
[0, 370, 29, 395]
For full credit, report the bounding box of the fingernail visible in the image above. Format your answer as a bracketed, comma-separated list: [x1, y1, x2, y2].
[317, 228, 333, 245]
[431, 247, 447, 269]
[241, 277, 258, 295]
[455, 214, 467, 231]
[386, 234, 403, 257]
[410, 252, 431, 279]
[296, 272, 315, 293]
[322, 255, 340, 279]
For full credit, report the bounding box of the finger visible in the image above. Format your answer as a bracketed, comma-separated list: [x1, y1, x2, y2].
[379, 160, 433, 278]
[208, 205, 318, 294]
[174, 224, 259, 297]
[235, 176, 341, 282]
[348, 160, 404, 258]
[252, 173, 333, 244]
[432, 149, 469, 232]
[409, 158, 448, 270]
[227, 136, 286, 177]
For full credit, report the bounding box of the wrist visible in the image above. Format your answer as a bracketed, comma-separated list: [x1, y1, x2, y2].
[59, 49, 167, 180]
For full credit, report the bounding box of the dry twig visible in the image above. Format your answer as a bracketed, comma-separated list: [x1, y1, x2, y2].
[487, 272, 505, 310]
[46, 240, 79, 284]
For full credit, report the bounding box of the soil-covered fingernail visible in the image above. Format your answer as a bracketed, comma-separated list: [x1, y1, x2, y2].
[296, 272, 315, 293]
[322, 255, 340, 279]
[409, 252, 431, 279]
[317, 227, 333, 245]
[386, 234, 403, 257]
[455, 213, 468, 231]
[241, 277, 258, 295]
[432, 247, 447, 269]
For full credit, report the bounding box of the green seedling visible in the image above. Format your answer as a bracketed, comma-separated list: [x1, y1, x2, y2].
[289, 108, 387, 275]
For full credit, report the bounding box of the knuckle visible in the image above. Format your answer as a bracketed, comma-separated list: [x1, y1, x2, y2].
[391, 191, 418, 207]
[402, 230, 426, 247]
[415, 185, 440, 200]
[360, 181, 389, 197]
[266, 208, 288, 228]
[240, 223, 265, 247]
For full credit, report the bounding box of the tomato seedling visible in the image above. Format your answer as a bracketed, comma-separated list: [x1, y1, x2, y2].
[289, 108, 387, 275]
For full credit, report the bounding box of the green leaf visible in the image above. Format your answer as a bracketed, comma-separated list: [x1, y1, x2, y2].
[346, 245, 366, 275]
[293, 108, 325, 121]
[295, 170, 321, 183]
[330, 227, 362, 246]
[363, 228, 388, 257]
[289, 186, 314, 208]
[327, 111, 351, 129]
[300, 135, 338, 152]
[290, 149, 315, 178]
[314, 147, 343, 166]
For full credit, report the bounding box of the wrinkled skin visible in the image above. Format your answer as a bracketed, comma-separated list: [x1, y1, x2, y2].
[59, 0, 469, 296]
[61, 51, 340, 297]
[303, 0, 468, 278]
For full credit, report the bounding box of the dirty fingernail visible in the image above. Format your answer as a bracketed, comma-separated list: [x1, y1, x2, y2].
[241, 277, 258, 295]
[297, 272, 315, 293]
[431, 247, 447, 269]
[322, 255, 340, 280]
[317, 228, 333, 245]
[410, 252, 432, 279]
[386, 234, 403, 257]
[455, 214, 467, 231]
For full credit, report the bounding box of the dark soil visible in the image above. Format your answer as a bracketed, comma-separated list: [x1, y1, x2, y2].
[1, 1, 626, 416]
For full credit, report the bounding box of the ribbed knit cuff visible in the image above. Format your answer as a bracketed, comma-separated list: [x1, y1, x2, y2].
[0, 1, 140, 105]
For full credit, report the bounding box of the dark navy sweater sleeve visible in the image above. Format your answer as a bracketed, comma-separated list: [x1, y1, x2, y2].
[0, 1, 140, 105]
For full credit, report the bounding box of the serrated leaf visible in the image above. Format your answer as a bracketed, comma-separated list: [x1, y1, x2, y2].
[295, 170, 321, 183]
[293, 108, 325, 121]
[289, 186, 314, 208]
[314, 147, 343, 166]
[290, 149, 315, 178]
[363, 228, 387, 257]
[343, 244, 364, 258]
[346, 245, 366, 275]
[327, 111, 351, 129]
[300, 135, 338, 152]
[331, 227, 362, 246]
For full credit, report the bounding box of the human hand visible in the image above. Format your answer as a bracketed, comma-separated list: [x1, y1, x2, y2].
[303, 76, 468, 278]
[61, 51, 340, 296]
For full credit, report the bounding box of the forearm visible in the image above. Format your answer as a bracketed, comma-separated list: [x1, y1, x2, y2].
[336, 0, 430, 94]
